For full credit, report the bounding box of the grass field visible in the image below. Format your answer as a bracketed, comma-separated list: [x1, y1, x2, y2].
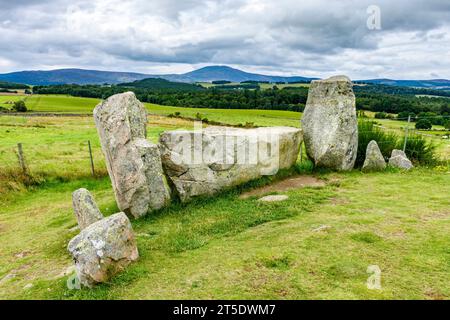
[0, 94, 449, 300]
[1, 93, 448, 158]
[0, 95, 100, 113]
[1, 161, 449, 299]
[0, 115, 195, 194]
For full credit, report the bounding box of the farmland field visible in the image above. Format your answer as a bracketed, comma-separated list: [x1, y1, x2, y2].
[0, 114, 449, 299]
[0, 93, 449, 300]
[0, 95, 99, 113]
[1, 93, 449, 157]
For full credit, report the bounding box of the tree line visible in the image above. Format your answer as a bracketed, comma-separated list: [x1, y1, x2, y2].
[31, 83, 449, 116]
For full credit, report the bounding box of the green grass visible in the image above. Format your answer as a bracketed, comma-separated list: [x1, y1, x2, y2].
[0, 94, 302, 127]
[146, 103, 301, 127]
[0, 102, 449, 300]
[1, 94, 99, 113]
[0, 115, 194, 194]
[1, 93, 448, 157]
[0, 95, 25, 109]
[1, 168, 449, 299]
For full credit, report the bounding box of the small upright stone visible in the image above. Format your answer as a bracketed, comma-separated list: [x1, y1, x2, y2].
[72, 188, 104, 230]
[362, 141, 386, 172]
[301, 75, 358, 171]
[388, 149, 413, 170]
[67, 212, 139, 288]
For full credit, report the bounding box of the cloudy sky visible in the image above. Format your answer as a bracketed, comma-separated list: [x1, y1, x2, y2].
[0, 0, 449, 79]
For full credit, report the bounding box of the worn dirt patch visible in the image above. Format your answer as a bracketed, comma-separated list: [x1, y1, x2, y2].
[420, 211, 450, 222]
[240, 175, 326, 199]
[424, 288, 447, 300]
[330, 197, 351, 206]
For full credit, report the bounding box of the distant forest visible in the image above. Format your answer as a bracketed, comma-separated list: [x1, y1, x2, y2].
[31, 79, 450, 116]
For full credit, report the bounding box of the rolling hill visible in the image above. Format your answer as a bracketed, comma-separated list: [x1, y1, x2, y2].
[161, 66, 316, 83]
[356, 79, 450, 90]
[1, 66, 449, 89]
[0, 66, 315, 85]
[118, 78, 204, 91]
[0, 69, 150, 86]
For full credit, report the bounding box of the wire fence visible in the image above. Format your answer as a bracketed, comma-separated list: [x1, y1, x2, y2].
[0, 115, 448, 191]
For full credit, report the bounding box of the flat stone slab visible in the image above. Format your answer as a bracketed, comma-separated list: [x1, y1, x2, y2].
[258, 195, 289, 202]
[160, 126, 302, 202]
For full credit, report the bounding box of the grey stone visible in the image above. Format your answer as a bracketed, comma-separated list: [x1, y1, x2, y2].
[23, 283, 33, 290]
[0, 273, 16, 285]
[67, 212, 139, 287]
[93, 92, 170, 218]
[258, 195, 289, 202]
[160, 126, 302, 202]
[313, 225, 332, 232]
[388, 149, 413, 170]
[72, 188, 104, 230]
[301, 75, 358, 171]
[362, 141, 386, 172]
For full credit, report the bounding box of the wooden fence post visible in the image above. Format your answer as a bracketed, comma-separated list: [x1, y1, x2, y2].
[88, 140, 95, 177]
[17, 143, 28, 174]
[403, 115, 411, 152]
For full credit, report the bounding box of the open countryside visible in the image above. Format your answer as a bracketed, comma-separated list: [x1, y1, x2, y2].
[0, 85, 449, 299]
[1, 0, 450, 305]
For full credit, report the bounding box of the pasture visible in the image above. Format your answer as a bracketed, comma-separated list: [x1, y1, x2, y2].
[0, 94, 449, 300]
[1, 93, 449, 157]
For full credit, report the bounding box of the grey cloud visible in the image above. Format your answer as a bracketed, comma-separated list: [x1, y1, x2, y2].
[0, 0, 449, 79]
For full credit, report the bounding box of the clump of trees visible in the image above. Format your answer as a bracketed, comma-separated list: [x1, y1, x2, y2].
[415, 119, 433, 130]
[374, 112, 394, 119]
[212, 80, 231, 84]
[12, 100, 27, 112]
[0, 81, 30, 90]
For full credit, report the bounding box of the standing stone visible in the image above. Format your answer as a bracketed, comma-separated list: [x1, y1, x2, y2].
[388, 149, 413, 170]
[301, 75, 358, 171]
[67, 212, 139, 288]
[93, 92, 171, 218]
[72, 188, 104, 230]
[362, 141, 386, 172]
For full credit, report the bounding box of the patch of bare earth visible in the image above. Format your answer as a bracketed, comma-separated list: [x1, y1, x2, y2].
[330, 197, 351, 206]
[424, 288, 447, 300]
[420, 211, 450, 222]
[239, 175, 326, 199]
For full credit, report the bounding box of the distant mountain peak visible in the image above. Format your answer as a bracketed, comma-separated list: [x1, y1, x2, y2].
[1, 65, 447, 88]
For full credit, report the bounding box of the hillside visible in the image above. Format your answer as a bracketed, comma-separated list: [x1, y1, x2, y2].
[0, 69, 150, 85]
[2, 66, 450, 90]
[118, 77, 204, 91]
[0, 66, 315, 85]
[162, 66, 317, 83]
[358, 79, 450, 90]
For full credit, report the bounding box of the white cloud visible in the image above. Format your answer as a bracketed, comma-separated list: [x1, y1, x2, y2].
[0, 0, 449, 79]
